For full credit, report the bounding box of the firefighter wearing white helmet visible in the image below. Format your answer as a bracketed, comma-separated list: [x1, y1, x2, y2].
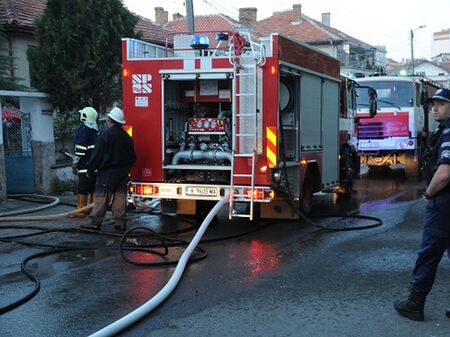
[69, 107, 99, 218]
[107, 106, 126, 124]
[81, 107, 136, 231]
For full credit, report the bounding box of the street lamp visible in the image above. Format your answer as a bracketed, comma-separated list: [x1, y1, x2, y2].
[410, 25, 426, 76]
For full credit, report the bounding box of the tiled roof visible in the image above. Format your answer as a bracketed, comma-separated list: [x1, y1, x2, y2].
[0, 0, 169, 45]
[166, 14, 241, 33]
[0, 0, 46, 30]
[258, 9, 372, 48]
[165, 13, 266, 47]
[134, 16, 172, 45]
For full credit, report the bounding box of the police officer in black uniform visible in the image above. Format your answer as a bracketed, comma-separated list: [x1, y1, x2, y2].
[394, 88, 450, 321]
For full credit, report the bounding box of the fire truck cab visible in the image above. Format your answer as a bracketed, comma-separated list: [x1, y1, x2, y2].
[122, 30, 373, 220]
[355, 76, 439, 179]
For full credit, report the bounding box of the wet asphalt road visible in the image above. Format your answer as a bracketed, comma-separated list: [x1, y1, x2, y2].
[1, 166, 450, 337]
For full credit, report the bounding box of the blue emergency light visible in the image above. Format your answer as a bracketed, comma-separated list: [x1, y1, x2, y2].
[190, 35, 209, 49]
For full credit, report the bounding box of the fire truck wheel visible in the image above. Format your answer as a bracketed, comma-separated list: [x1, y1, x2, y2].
[300, 174, 313, 215]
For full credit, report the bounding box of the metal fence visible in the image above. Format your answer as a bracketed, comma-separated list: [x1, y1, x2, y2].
[3, 110, 32, 156]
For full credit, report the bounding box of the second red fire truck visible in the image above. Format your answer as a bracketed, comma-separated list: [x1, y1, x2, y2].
[121, 30, 376, 220]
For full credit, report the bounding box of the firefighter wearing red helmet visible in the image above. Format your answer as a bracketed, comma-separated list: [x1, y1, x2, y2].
[69, 107, 98, 218]
[81, 107, 136, 231]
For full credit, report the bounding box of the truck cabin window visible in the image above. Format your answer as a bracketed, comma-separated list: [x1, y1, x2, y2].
[357, 81, 413, 108]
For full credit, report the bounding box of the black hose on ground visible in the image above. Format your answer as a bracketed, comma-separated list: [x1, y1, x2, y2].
[275, 188, 383, 231]
[0, 223, 211, 315]
[0, 248, 74, 315]
[119, 226, 209, 266]
[0, 185, 382, 317]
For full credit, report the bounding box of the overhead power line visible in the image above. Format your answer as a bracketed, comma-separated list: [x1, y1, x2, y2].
[200, 0, 238, 19]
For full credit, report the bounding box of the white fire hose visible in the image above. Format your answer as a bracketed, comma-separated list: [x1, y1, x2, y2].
[0, 203, 93, 222]
[0, 194, 93, 222]
[89, 194, 230, 337]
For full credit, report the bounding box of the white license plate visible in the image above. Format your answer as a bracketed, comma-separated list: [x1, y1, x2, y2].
[185, 186, 218, 197]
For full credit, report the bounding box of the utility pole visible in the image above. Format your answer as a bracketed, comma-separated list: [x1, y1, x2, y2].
[410, 25, 426, 77]
[186, 0, 195, 33]
[410, 29, 414, 76]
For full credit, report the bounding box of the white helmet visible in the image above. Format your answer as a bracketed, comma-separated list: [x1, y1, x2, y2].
[79, 107, 98, 123]
[107, 107, 125, 124]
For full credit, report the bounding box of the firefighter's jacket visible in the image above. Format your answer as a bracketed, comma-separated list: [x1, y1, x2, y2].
[74, 124, 98, 174]
[87, 124, 136, 193]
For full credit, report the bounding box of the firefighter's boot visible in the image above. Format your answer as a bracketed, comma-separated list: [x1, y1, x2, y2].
[69, 194, 88, 218]
[446, 307, 450, 318]
[80, 217, 102, 230]
[113, 217, 127, 231]
[393, 289, 426, 321]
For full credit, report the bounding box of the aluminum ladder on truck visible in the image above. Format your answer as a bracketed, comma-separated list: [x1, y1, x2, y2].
[228, 33, 264, 220]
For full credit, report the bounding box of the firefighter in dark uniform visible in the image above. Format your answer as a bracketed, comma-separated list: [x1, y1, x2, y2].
[70, 107, 98, 218]
[394, 88, 450, 321]
[81, 107, 136, 231]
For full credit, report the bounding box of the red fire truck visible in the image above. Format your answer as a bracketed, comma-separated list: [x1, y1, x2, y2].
[355, 76, 440, 179]
[121, 31, 376, 220]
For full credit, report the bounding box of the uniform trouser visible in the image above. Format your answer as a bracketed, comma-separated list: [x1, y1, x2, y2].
[412, 194, 450, 294]
[90, 175, 128, 226]
[77, 172, 96, 195]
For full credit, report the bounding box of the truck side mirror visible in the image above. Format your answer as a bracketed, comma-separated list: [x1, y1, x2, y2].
[369, 99, 377, 117]
[368, 87, 377, 117]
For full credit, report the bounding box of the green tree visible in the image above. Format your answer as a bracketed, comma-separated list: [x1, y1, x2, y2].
[28, 0, 138, 114]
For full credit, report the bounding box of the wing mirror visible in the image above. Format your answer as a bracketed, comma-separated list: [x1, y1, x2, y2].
[368, 87, 377, 117]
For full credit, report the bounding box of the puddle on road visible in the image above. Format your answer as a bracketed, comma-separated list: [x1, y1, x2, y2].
[313, 166, 424, 215]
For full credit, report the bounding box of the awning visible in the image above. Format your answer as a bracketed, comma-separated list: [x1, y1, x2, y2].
[2, 108, 21, 123]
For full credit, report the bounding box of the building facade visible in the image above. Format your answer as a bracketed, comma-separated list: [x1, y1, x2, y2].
[432, 29, 450, 58]
[256, 4, 385, 77]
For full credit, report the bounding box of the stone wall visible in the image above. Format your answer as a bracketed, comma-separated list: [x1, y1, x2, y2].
[32, 141, 56, 194]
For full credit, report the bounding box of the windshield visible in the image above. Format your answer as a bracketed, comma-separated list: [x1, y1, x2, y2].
[356, 80, 413, 108]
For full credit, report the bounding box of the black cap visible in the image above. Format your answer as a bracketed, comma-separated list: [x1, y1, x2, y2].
[425, 88, 450, 103]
